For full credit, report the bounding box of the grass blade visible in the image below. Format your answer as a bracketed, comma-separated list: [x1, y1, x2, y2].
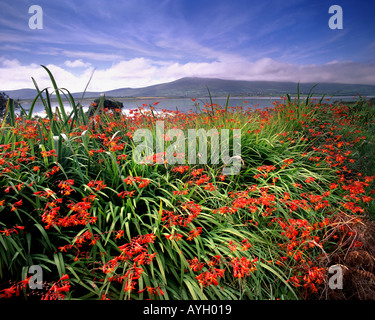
[41, 65, 68, 122]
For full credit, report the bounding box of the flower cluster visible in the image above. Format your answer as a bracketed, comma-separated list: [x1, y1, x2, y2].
[161, 201, 202, 228]
[41, 193, 97, 229]
[95, 233, 161, 297]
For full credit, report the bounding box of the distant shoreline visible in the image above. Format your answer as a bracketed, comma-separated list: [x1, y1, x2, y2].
[17, 95, 375, 104]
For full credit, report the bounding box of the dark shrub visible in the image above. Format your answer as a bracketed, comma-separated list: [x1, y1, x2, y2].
[87, 98, 124, 117]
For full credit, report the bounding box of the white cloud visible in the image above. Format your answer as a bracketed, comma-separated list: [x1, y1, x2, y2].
[64, 59, 91, 68]
[1, 57, 375, 93]
[1, 58, 22, 68]
[61, 50, 124, 62]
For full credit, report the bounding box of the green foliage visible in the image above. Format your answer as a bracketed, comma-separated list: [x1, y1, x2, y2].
[0, 66, 374, 300]
[0, 92, 22, 121]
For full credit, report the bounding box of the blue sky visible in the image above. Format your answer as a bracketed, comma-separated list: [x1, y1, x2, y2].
[1, 0, 375, 92]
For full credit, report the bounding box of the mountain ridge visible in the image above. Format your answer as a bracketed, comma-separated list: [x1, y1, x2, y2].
[3, 77, 375, 100]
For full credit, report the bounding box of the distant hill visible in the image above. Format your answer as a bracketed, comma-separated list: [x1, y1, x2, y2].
[1, 88, 99, 100]
[2, 89, 39, 100]
[4, 77, 375, 100]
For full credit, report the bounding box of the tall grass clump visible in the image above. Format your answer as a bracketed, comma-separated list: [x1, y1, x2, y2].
[0, 66, 374, 300]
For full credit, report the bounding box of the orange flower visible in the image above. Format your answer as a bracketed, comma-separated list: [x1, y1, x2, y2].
[165, 233, 183, 241]
[138, 285, 164, 297]
[330, 183, 338, 189]
[241, 238, 252, 251]
[59, 274, 70, 281]
[305, 177, 315, 183]
[46, 166, 59, 177]
[115, 230, 125, 239]
[362, 196, 372, 203]
[34, 190, 55, 198]
[228, 240, 237, 252]
[187, 227, 203, 241]
[117, 154, 128, 161]
[41, 149, 57, 158]
[124, 176, 134, 185]
[96, 181, 107, 191]
[284, 158, 294, 165]
[140, 233, 156, 244]
[11, 199, 23, 211]
[0, 285, 17, 298]
[257, 165, 277, 172]
[187, 257, 205, 272]
[204, 183, 215, 191]
[218, 174, 226, 181]
[231, 256, 258, 278]
[172, 165, 189, 174]
[173, 189, 189, 196]
[196, 268, 225, 287]
[191, 168, 204, 177]
[138, 179, 150, 188]
[117, 190, 135, 198]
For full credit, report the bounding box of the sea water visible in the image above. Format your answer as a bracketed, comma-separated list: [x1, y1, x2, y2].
[17, 96, 360, 117]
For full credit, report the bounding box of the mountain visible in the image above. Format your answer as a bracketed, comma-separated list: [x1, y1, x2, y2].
[2, 89, 39, 100]
[1, 88, 100, 100]
[4, 77, 375, 100]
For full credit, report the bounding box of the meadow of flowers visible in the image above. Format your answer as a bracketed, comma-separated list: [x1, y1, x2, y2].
[0, 66, 374, 300]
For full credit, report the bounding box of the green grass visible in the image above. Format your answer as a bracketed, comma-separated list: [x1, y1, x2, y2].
[0, 66, 374, 300]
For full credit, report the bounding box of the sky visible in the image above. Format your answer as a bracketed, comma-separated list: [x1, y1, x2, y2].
[1, 0, 375, 92]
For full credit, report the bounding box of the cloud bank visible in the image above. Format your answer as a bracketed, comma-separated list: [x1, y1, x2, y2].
[1, 57, 375, 92]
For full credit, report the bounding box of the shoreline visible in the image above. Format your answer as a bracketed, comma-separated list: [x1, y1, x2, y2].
[18, 95, 374, 104]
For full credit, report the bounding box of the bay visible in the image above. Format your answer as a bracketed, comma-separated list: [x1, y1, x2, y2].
[17, 96, 359, 117]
